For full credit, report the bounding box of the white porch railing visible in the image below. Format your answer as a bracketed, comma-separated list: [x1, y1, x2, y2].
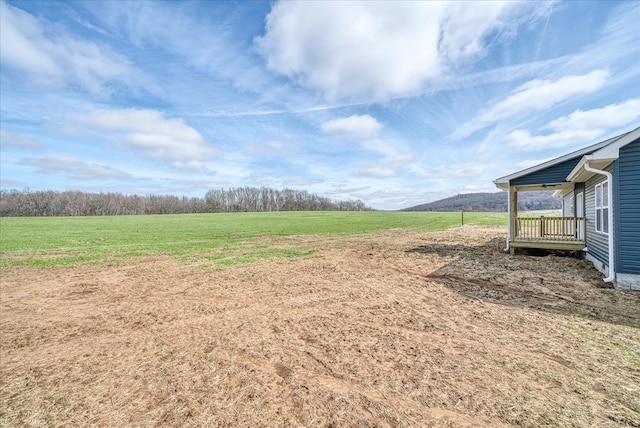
[515, 216, 585, 242]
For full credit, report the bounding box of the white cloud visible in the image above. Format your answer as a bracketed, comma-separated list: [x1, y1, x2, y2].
[170, 178, 224, 191]
[245, 171, 286, 187]
[0, 178, 29, 189]
[19, 155, 131, 180]
[432, 162, 495, 179]
[74, 109, 217, 167]
[455, 69, 610, 138]
[491, 71, 610, 120]
[438, 1, 554, 63]
[243, 140, 297, 158]
[0, 2, 140, 96]
[356, 154, 415, 178]
[320, 115, 382, 139]
[80, 1, 269, 98]
[256, 1, 552, 101]
[513, 157, 556, 170]
[505, 98, 640, 151]
[171, 161, 206, 171]
[504, 129, 602, 152]
[283, 178, 324, 187]
[0, 129, 43, 150]
[546, 98, 640, 132]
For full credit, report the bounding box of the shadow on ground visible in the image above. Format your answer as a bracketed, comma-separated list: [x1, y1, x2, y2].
[407, 237, 640, 328]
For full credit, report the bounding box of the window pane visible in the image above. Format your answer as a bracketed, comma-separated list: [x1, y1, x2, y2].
[596, 184, 602, 208]
[603, 208, 609, 233]
[596, 210, 602, 232]
[603, 182, 609, 206]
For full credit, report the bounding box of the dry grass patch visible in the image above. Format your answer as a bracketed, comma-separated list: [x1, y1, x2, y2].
[1, 226, 639, 427]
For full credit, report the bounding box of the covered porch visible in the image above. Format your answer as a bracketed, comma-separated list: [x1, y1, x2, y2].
[505, 183, 586, 254]
[495, 147, 598, 255]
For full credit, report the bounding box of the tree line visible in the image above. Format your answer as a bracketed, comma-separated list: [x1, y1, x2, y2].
[0, 188, 372, 217]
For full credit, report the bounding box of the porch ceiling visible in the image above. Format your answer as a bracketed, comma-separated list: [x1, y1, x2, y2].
[512, 182, 573, 192]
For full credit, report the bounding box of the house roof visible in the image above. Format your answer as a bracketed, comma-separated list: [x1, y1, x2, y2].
[566, 126, 640, 183]
[494, 126, 640, 191]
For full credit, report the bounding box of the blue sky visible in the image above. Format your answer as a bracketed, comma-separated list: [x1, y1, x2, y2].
[1, 0, 639, 210]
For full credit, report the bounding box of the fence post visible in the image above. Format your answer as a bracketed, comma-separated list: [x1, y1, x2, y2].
[461, 210, 464, 226]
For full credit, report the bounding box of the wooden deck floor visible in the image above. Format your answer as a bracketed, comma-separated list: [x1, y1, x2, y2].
[509, 238, 586, 254]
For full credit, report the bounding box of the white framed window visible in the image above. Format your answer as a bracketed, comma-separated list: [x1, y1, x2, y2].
[595, 181, 609, 234]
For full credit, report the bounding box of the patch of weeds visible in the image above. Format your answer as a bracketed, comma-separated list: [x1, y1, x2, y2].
[607, 340, 640, 361]
[564, 320, 598, 340]
[193, 263, 215, 270]
[207, 247, 314, 266]
[9, 254, 98, 268]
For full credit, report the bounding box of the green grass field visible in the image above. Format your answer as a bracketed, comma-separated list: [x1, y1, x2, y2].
[0, 211, 506, 267]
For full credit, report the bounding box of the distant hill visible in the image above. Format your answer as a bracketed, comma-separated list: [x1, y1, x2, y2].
[401, 191, 561, 212]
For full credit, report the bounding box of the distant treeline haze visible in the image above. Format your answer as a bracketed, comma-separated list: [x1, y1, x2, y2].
[401, 191, 561, 212]
[0, 187, 372, 217]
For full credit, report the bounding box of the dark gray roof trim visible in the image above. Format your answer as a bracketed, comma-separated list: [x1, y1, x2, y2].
[494, 128, 636, 186]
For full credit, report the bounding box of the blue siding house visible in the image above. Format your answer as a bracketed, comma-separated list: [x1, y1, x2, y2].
[495, 126, 640, 291]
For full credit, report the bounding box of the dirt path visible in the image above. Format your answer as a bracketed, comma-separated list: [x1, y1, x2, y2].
[1, 226, 639, 427]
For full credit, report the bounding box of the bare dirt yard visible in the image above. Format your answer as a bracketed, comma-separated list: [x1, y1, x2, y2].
[1, 226, 639, 427]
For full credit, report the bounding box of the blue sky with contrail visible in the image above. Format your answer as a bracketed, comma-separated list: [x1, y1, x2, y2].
[1, 1, 638, 209]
